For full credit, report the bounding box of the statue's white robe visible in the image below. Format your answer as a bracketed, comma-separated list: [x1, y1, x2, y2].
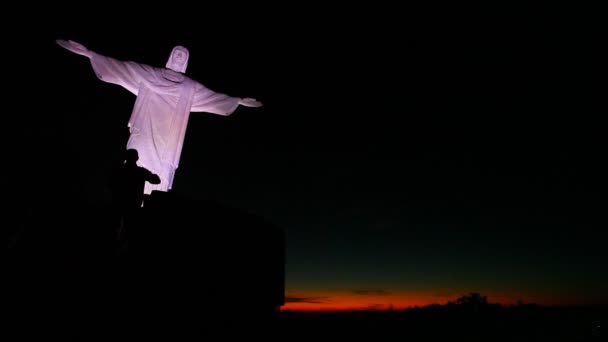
[90, 53, 240, 194]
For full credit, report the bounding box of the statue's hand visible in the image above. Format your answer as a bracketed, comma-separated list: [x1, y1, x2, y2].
[239, 98, 263, 108]
[56, 39, 92, 58]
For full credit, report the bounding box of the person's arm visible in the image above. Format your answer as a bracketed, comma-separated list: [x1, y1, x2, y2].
[145, 170, 161, 185]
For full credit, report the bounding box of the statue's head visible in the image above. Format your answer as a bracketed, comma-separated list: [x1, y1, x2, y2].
[166, 46, 189, 73]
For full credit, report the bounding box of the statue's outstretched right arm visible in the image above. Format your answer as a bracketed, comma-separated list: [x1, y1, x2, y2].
[56, 39, 148, 96]
[238, 98, 263, 108]
[56, 39, 93, 58]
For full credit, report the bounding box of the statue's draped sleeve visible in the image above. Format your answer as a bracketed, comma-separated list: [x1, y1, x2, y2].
[191, 83, 240, 116]
[89, 52, 154, 95]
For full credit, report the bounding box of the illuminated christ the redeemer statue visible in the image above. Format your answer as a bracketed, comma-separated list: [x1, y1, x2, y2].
[56, 39, 263, 194]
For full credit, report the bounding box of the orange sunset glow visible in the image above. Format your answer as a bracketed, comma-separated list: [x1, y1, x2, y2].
[281, 290, 576, 312]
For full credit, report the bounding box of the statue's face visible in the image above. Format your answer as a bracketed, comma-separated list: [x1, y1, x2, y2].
[166, 46, 189, 73]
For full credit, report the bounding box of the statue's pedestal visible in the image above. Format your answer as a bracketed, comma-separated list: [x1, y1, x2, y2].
[125, 190, 285, 316]
[6, 190, 284, 336]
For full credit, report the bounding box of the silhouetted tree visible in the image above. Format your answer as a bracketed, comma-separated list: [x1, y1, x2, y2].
[455, 292, 488, 307]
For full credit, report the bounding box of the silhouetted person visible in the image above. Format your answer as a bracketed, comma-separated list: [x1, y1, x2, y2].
[114, 149, 161, 249]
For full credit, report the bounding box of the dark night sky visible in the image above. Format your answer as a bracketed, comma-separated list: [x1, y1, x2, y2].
[10, 5, 607, 309]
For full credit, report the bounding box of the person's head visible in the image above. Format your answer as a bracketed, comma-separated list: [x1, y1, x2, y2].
[125, 149, 139, 164]
[166, 46, 189, 73]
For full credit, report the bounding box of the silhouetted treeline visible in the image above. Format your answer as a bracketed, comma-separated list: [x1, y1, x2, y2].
[277, 294, 605, 341]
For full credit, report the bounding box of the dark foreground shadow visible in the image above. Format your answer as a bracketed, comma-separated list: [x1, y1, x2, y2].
[5, 190, 284, 340]
[5, 191, 605, 341]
